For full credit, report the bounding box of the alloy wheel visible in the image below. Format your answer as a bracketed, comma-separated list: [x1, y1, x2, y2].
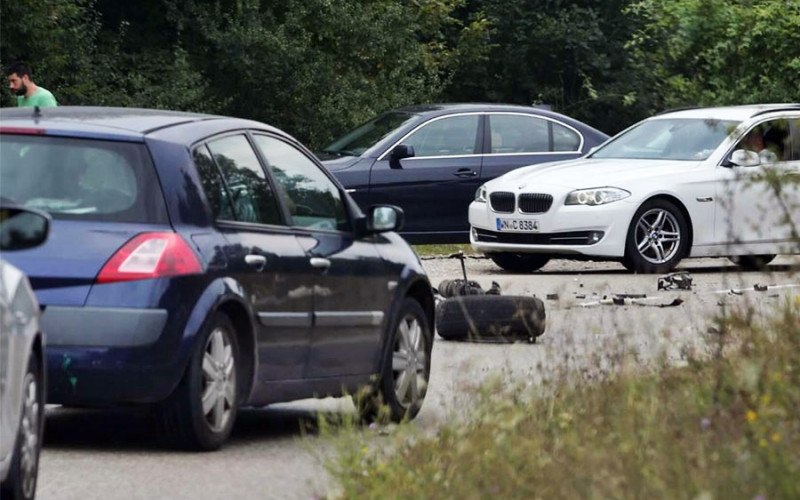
[634, 208, 681, 264]
[20, 371, 40, 499]
[201, 327, 236, 433]
[391, 313, 428, 409]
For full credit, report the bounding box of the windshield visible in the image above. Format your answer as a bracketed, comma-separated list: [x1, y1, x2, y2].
[591, 118, 740, 161]
[322, 111, 418, 157]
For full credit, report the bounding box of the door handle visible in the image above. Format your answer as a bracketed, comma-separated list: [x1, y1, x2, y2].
[245, 254, 267, 271]
[310, 257, 331, 269]
[453, 169, 478, 178]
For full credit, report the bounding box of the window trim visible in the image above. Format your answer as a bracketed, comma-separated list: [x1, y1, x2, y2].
[717, 113, 800, 167]
[485, 112, 585, 155]
[192, 130, 288, 228]
[376, 112, 484, 161]
[249, 131, 354, 234]
[376, 111, 585, 161]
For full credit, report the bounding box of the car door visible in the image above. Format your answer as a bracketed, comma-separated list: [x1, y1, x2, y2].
[367, 113, 483, 239]
[196, 135, 315, 382]
[480, 113, 586, 183]
[251, 133, 394, 379]
[715, 117, 799, 248]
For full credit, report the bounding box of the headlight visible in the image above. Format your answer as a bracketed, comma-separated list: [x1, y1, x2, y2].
[565, 187, 630, 206]
[475, 185, 487, 203]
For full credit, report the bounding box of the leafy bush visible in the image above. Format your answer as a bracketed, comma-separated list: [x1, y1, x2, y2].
[324, 298, 800, 499]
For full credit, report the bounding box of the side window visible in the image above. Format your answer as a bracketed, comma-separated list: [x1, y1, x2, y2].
[206, 135, 282, 225]
[402, 115, 479, 157]
[736, 119, 792, 163]
[489, 114, 549, 153]
[193, 145, 235, 220]
[552, 122, 581, 151]
[252, 135, 349, 232]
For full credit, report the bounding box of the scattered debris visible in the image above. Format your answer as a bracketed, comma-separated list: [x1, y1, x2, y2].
[658, 271, 694, 291]
[754, 284, 768, 292]
[434, 251, 502, 298]
[576, 296, 684, 308]
[546, 293, 559, 301]
[729, 289, 743, 296]
[575, 294, 586, 299]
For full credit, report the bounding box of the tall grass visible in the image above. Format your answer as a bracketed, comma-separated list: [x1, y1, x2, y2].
[322, 298, 800, 499]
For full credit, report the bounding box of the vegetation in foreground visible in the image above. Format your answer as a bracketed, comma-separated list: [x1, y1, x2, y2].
[323, 299, 800, 499]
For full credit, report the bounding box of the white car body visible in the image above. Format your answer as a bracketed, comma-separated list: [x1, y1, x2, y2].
[469, 104, 800, 273]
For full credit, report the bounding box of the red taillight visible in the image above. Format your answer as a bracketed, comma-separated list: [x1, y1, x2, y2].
[0, 127, 46, 135]
[96, 232, 203, 284]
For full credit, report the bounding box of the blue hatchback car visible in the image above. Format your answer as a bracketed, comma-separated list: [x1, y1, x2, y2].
[0, 107, 435, 450]
[319, 104, 609, 243]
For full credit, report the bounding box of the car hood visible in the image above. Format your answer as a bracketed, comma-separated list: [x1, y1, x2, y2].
[318, 155, 362, 172]
[487, 158, 705, 191]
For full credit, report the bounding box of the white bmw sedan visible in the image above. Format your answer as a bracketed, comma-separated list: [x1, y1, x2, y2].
[469, 104, 800, 273]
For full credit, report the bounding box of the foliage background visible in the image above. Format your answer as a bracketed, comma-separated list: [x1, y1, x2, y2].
[1, 0, 798, 148]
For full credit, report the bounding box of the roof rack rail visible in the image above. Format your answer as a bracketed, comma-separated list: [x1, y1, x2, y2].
[752, 104, 800, 117]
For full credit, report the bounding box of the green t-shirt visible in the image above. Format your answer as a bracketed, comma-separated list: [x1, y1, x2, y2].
[17, 87, 58, 107]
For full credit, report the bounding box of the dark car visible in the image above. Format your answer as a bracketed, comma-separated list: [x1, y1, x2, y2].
[319, 104, 609, 243]
[0, 107, 435, 451]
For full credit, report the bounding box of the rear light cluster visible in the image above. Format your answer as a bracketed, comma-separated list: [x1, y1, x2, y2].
[97, 232, 203, 284]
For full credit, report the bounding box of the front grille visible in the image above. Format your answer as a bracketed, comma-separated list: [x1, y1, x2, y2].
[518, 193, 553, 214]
[490, 192, 515, 213]
[474, 228, 602, 245]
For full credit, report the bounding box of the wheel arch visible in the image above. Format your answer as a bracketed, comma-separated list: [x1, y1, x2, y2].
[215, 300, 256, 406]
[178, 277, 258, 406]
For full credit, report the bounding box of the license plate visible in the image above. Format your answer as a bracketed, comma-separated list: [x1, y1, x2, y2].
[496, 218, 539, 232]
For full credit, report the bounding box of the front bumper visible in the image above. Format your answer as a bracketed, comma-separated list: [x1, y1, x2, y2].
[468, 200, 632, 257]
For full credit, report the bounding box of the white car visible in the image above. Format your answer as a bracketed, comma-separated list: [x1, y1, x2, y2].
[1, 206, 49, 500]
[469, 104, 800, 273]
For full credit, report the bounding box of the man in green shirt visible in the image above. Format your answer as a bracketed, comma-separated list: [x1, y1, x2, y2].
[6, 61, 58, 107]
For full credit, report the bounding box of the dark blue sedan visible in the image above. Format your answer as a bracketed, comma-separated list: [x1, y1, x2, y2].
[0, 107, 434, 450]
[319, 104, 609, 243]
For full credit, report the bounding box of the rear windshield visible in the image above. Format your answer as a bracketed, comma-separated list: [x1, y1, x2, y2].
[0, 134, 169, 223]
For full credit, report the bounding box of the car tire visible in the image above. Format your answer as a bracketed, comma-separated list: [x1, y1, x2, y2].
[355, 299, 432, 424]
[436, 295, 545, 342]
[157, 312, 239, 451]
[623, 199, 690, 274]
[488, 252, 550, 273]
[1, 351, 44, 500]
[728, 254, 776, 270]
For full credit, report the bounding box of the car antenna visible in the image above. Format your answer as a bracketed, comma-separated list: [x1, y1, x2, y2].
[33, 105, 41, 124]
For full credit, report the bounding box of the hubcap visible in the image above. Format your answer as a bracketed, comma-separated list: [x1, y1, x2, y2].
[201, 327, 236, 432]
[20, 371, 40, 498]
[391, 314, 428, 408]
[635, 208, 681, 264]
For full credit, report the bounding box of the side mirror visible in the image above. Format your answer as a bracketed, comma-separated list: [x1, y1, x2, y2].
[389, 144, 415, 169]
[367, 205, 404, 233]
[728, 149, 760, 168]
[0, 206, 51, 251]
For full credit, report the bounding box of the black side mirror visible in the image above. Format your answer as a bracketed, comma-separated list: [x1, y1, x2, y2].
[0, 206, 51, 251]
[389, 144, 415, 169]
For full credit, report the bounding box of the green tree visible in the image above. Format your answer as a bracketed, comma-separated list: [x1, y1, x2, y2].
[626, 0, 800, 111]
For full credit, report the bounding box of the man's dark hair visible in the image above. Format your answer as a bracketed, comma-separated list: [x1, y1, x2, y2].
[6, 61, 31, 78]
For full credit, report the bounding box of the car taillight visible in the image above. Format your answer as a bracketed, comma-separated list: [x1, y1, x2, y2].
[96, 232, 203, 283]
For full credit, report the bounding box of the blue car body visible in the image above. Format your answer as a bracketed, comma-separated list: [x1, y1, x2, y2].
[0, 107, 434, 418]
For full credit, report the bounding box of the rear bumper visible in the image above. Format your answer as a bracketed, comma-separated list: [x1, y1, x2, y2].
[41, 306, 184, 405]
[42, 306, 167, 347]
